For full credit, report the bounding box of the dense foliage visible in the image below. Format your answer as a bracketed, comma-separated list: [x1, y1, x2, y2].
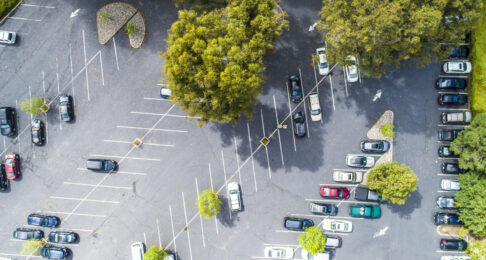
[20, 98, 48, 115]
[451, 114, 486, 173]
[298, 226, 326, 255]
[196, 189, 221, 219]
[456, 171, 486, 237]
[144, 246, 168, 260]
[466, 240, 486, 260]
[0, 0, 20, 20]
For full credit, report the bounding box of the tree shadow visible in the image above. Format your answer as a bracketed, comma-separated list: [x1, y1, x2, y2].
[386, 188, 423, 219]
[216, 197, 238, 228]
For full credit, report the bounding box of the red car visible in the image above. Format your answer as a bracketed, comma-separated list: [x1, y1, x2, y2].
[320, 186, 349, 199]
[4, 152, 19, 180]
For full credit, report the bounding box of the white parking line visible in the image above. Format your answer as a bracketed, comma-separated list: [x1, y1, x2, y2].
[143, 97, 171, 102]
[28, 86, 32, 122]
[169, 205, 177, 254]
[298, 68, 310, 138]
[21, 4, 55, 8]
[99, 51, 105, 86]
[66, 228, 93, 233]
[437, 190, 456, 193]
[328, 75, 336, 110]
[273, 96, 285, 166]
[89, 154, 161, 161]
[234, 137, 242, 184]
[438, 108, 469, 111]
[181, 192, 193, 260]
[286, 82, 297, 151]
[263, 243, 300, 247]
[275, 230, 303, 234]
[437, 173, 459, 176]
[319, 183, 359, 187]
[113, 36, 120, 71]
[143, 232, 147, 247]
[131, 111, 201, 119]
[42, 211, 106, 218]
[438, 157, 459, 160]
[156, 218, 162, 249]
[343, 69, 349, 96]
[305, 198, 377, 204]
[289, 213, 363, 220]
[117, 125, 187, 133]
[76, 167, 147, 176]
[50, 196, 120, 204]
[8, 16, 41, 22]
[208, 163, 219, 234]
[438, 92, 468, 95]
[435, 250, 465, 253]
[63, 182, 132, 190]
[69, 44, 75, 98]
[103, 139, 175, 147]
[82, 30, 90, 101]
[260, 109, 272, 179]
[195, 177, 206, 248]
[0, 253, 41, 258]
[438, 125, 467, 127]
[221, 150, 232, 220]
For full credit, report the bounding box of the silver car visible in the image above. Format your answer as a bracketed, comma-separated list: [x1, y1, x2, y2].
[345, 154, 375, 168]
[441, 179, 460, 191]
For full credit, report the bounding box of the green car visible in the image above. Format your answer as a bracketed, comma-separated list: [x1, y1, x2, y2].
[349, 204, 381, 218]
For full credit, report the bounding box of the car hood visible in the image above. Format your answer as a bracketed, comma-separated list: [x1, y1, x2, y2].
[0, 127, 12, 135]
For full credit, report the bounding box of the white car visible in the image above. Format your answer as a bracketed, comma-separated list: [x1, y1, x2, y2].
[441, 256, 471, 260]
[264, 246, 294, 259]
[345, 154, 375, 168]
[0, 30, 16, 44]
[227, 182, 242, 212]
[308, 93, 322, 121]
[316, 48, 329, 76]
[441, 179, 460, 191]
[322, 219, 353, 233]
[333, 170, 363, 183]
[443, 61, 472, 74]
[301, 249, 330, 260]
[345, 55, 359, 82]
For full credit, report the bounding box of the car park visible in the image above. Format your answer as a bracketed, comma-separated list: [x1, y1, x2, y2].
[40, 246, 70, 259]
[13, 228, 43, 240]
[292, 111, 306, 137]
[345, 55, 359, 82]
[264, 247, 294, 259]
[345, 154, 375, 168]
[443, 61, 472, 74]
[436, 78, 467, 90]
[360, 140, 390, 153]
[0, 30, 16, 44]
[442, 162, 465, 174]
[31, 120, 45, 146]
[59, 94, 74, 122]
[48, 231, 78, 244]
[0, 165, 8, 191]
[440, 239, 467, 251]
[301, 249, 330, 260]
[27, 214, 60, 227]
[320, 186, 349, 199]
[448, 45, 469, 59]
[309, 202, 338, 216]
[438, 129, 461, 141]
[325, 235, 342, 248]
[333, 170, 363, 183]
[441, 111, 471, 124]
[316, 48, 329, 76]
[308, 93, 322, 121]
[441, 256, 471, 260]
[349, 204, 381, 219]
[322, 219, 353, 233]
[131, 242, 145, 260]
[441, 179, 460, 191]
[283, 217, 314, 231]
[438, 94, 468, 105]
[4, 153, 19, 180]
[0, 107, 17, 137]
[354, 187, 382, 202]
[434, 213, 463, 225]
[437, 196, 455, 209]
[160, 85, 172, 99]
[227, 182, 242, 212]
[289, 75, 302, 103]
[439, 146, 456, 157]
[86, 158, 117, 172]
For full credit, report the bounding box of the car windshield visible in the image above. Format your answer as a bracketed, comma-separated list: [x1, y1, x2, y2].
[361, 157, 367, 164]
[0, 124, 9, 128]
[5, 158, 13, 164]
[311, 109, 321, 115]
[338, 189, 343, 197]
[320, 62, 328, 68]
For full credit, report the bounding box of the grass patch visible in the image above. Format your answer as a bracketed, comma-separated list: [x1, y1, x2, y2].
[471, 0, 486, 115]
[0, 0, 21, 21]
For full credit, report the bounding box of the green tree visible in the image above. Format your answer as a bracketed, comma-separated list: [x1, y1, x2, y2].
[466, 240, 486, 260]
[298, 226, 326, 255]
[366, 161, 418, 205]
[125, 22, 134, 36]
[20, 239, 46, 256]
[451, 114, 486, 173]
[144, 246, 168, 260]
[456, 171, 486, 237]
[318, 0, 482, 77]
[196, 189, 221, 219]
[161, 0, 288, 126]
[20, 97, 48, 116]
[380, 123, 395, 137]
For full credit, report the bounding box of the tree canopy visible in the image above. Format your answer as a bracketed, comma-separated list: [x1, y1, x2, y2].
[144, 246, 168, 260]
[161, 0, 287, 126]
[451, 114, 486, 173]
[456, 171, 486, 237]
[466, 240, 486, 260]
[319, 0, 482, 77]
[20, 239, 45, 256]
[196, 189, 221, 219]
[366, 161, 418, 205]
[20, 97, 48, 116]
[298, 226, 326, 255]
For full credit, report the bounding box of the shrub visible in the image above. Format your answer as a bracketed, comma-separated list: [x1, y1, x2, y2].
[381, 123, 395, 137]
[196, 189, 221, 219]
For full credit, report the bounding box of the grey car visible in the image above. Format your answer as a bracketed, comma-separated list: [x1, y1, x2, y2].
[292, 111, 306, 137]
[360, 140, 390, 153]
[86, 159, 117, 172]
[437, 196, 455, 209]
[345, 154, 375, 168]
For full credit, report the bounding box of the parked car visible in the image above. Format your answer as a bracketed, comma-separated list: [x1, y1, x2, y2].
[345, 55, 359, 83]
[27, 214, 60, 228]
[316, 48, 329, 76]
[264, 246, 294, 259]
[309, 202, 338, 216]
[443, 61, 472, 74]
[300, 249, 330, 260]
[164, 253, 176, 260]
[40, 246, 70, 259]
[439, 146, 456, 157]
[434, 213, 463, 225]
[322, 219, 353, 233]
[227, 182, 242, 212]
[31, 120, 45, 146]
[354, 187, 382, 202]
[160, 85, 172, 99]
[325, 235, 342, 248]
[438, 94, 468, 105]
[0, 107, 17, 137]
[438, 129, 461, 141]
[131, 242, 145, 260]
[308, 93, 322, 121]
[0, 30, 16, 44]
[289, 75, 302, 103]
[449, 45, 469, 59]
[437, 196, 455, 209]
[440, 239, 467, 251]
[349, 204, 381, 219]
[441, 179, 460, 191]
[345, 154, 375, 168]
[333, 170, 363, 183]
[0, 165, 9, 191]
[86, 158, 117, 172]
[441, 256, 470, 260]
[441, 111, 471, 124]
[48, 231, 78, 244]
[442, 162, 465, 174]
[436, 78, 467, 90]
[59, 94, 74, 122]
[320, 186, 349, 199]
[292, 111, 306, 137]
[4, 152, 19, 180]
[360, 140, 390, 153]
[13, 228, 43, 240]
[283, 217, 314, 231]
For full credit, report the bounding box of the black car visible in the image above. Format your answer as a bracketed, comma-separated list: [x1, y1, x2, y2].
[292, 111, 306, 137]
[439, 146, 456, 157]
[360, 140, 390, 153]
[27, 214, 60, 227]
[31, 119, 45, 146]
[309, 202, 338, 216]
[40, 246, 70, 259]
[449, 45, 469, 59]
[0, 164, 9, 191]
[438, 129, 461, 141]
[434, 213, 463, 225]
[438, 94, 468, 105]
[86, 159, 117, 172]
[435, 78, 467, 90]
[283, 217, 314, 231]
[59, 94, 74, 122]
[48, 231, 78, 244]
[442, 162, 466, 174]
[289, 75, 302, 103]
[13, 228, 44, 240]
[440, 239, 467, 251]
[0, 107, 16, 137]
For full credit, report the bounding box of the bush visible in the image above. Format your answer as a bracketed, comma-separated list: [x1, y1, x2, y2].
[466, 240, 486, 260]
[0, 0, 20, 21]
[298, 226, 326, 255]
[20, 98, 48, 116]
[125, 22, 134, 36]
[450, 113, 486, 173]
[381, 123, 395, 137]
[471, 0, 486, 114]
[144, 246, 168, 260]
[196, 189, 221, 219]
[20, 239, 46, 256]
[456, 171, 486, 237]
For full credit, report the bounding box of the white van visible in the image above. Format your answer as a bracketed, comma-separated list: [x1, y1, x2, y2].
[308, 93, 321, 121]
[131, 242, 145, 260]
[227, 182, 242, 211]
[0, 30, 16, 44]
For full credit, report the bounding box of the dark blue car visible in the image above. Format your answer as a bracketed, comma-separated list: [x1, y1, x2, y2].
[13, 228, 44, 240]
[283, 217, 314, 231]
[40, 246, 70, 259]
[434, 213, 464, 225]
[438, 94, 468, 105]
[28, 214, 60, 228]
[436, 78, 467, 90]
[289, 75, 303, 103]
[48, 231, 78, 244]
[449, 45, 469, 59]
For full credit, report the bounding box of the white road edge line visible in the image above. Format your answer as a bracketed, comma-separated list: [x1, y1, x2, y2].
[117, 125, 188, 133]
[169, 205, 177, 254]
[8, 16, 41, 22]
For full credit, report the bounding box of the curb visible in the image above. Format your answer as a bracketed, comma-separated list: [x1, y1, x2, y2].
[0, 0, 23, 25]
